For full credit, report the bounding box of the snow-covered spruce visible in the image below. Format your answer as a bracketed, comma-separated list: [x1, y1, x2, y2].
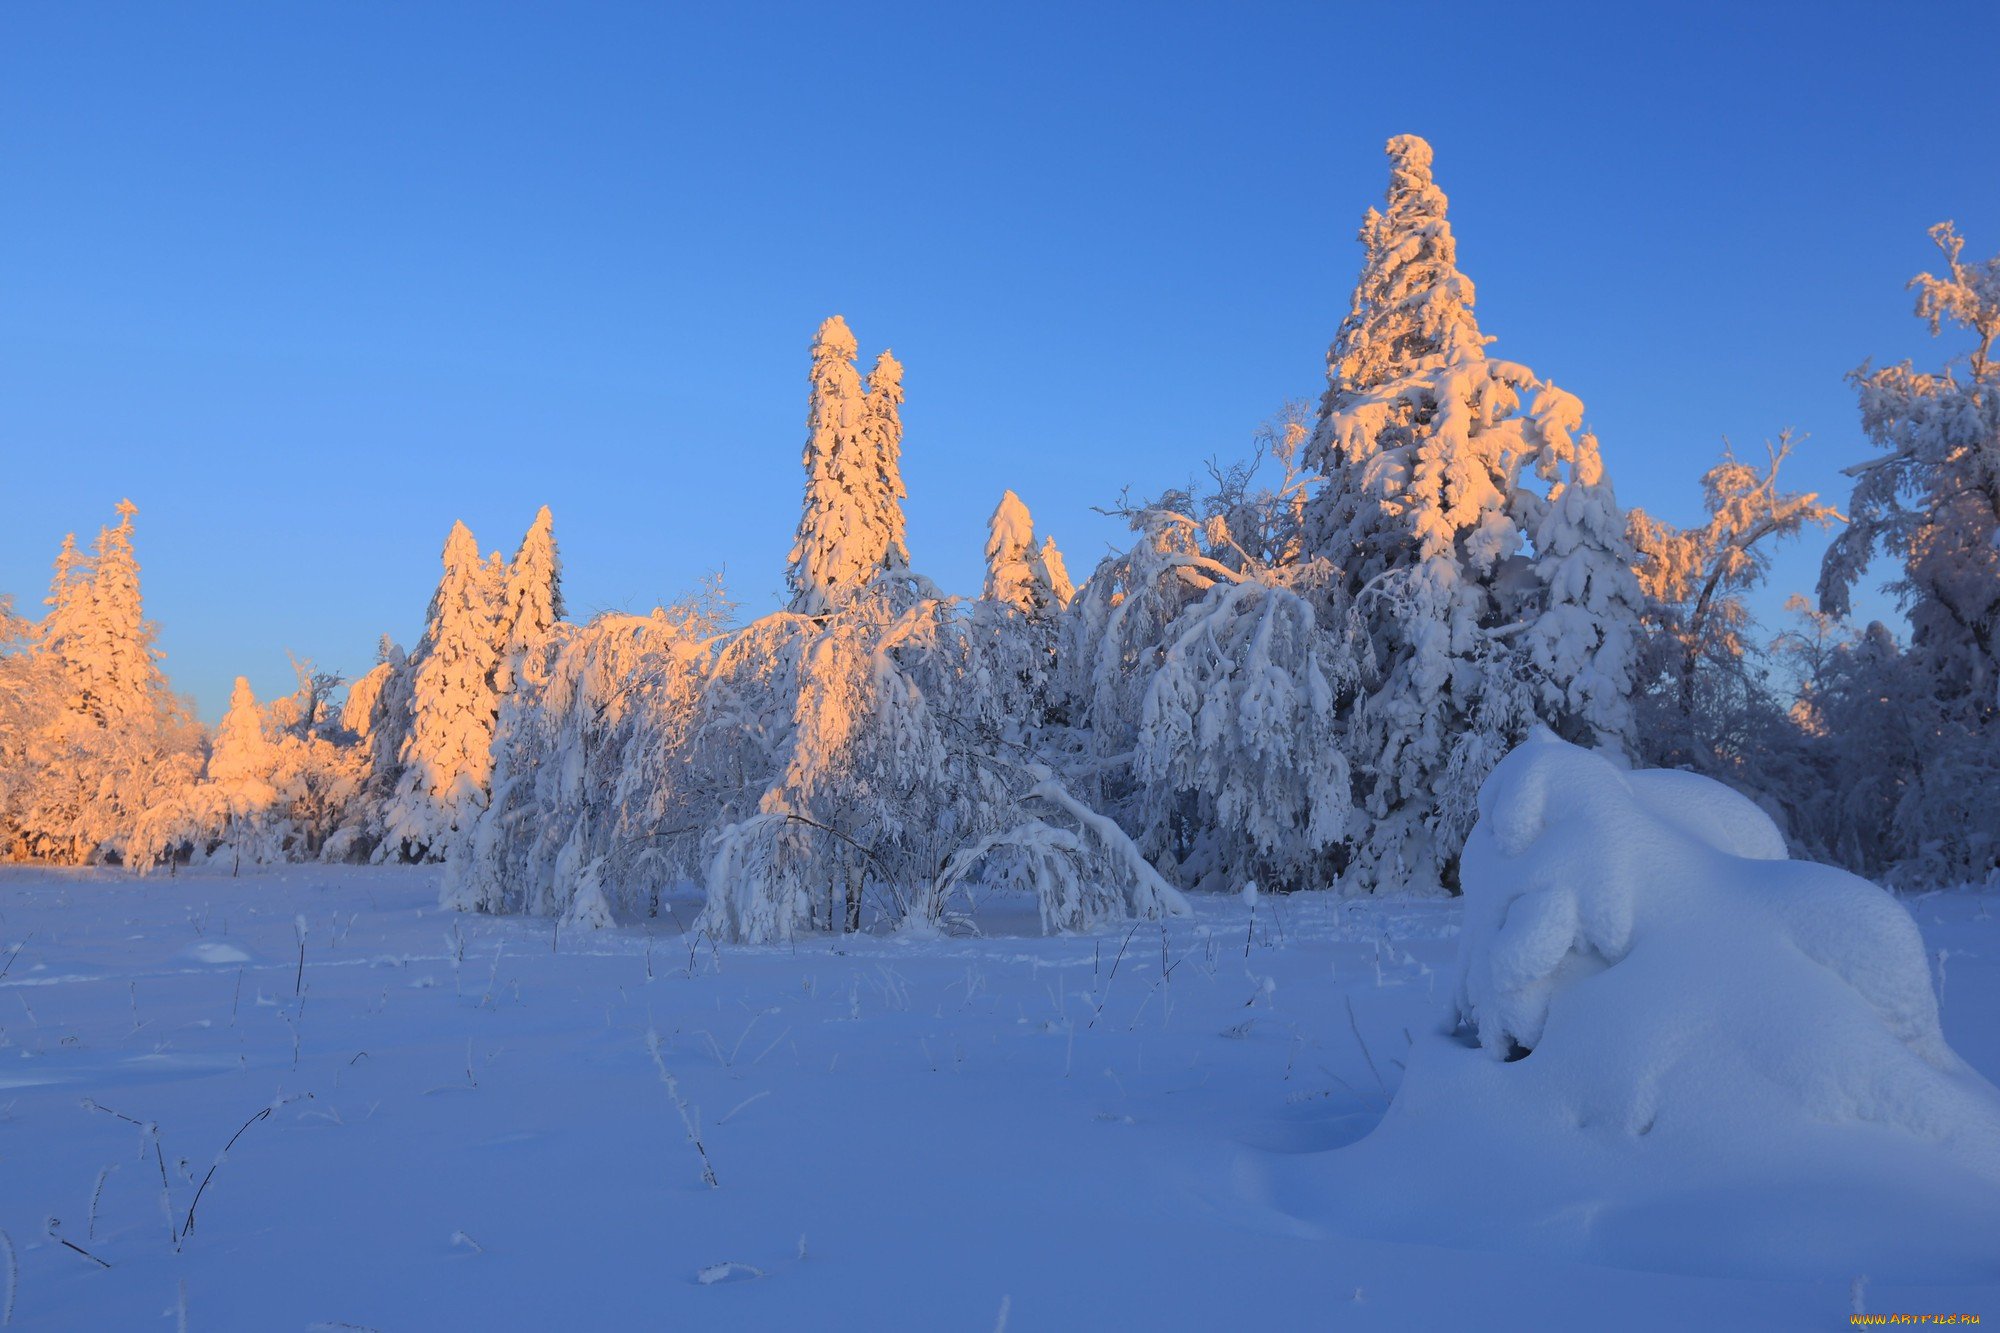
[786, 317, 909, 617]
[1301, 134, 1642, 893]
[378, 521, 502, 862]
[3, 501, 203, 866]
[199, 676, 282, 865]
[493, 504, 564, 698]
[971, 489, 1072, 740]
[381, 509, 564, 864]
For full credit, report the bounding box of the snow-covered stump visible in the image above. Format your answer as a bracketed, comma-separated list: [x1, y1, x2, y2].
[1300, 730, 2000, 1281]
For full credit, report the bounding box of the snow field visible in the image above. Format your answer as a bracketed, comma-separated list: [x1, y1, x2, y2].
[2, 863, 1996, 1329]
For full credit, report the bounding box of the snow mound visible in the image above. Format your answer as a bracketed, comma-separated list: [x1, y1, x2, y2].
[183, 941, 252, 965]
[1292, 731, 2000, 1280]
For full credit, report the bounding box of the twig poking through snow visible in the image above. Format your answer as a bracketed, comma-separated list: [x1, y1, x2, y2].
[0, 934, 31, 984]
[45, 1218, 110, 1269]
[717, 1091, 769, 1125]
[645, 1028, 718, 1188]
[80, 1100, 176, 1247]
[1346, 995, 1388, 1100]
[294, 916, 308, 997]
[88, 1164, 115, 1240]
[1087, 922, 1140, 1029]
[480, 943, 503, 1009]
[181, 1093, 313, 1244]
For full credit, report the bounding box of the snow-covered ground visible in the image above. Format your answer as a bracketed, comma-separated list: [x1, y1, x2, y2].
[0, 864, 1994, 1330]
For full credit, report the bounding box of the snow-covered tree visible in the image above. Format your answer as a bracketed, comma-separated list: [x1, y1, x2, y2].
[1133, 567, 1353, 893]
[332, 635, 409, 860]
[203, 676, 281, 867]
[1057, 510, 1216, 809]
[788, 318, 910, 614]
[984, 491, 1033, 605]
[982, 490, 1073, 617]
[38, 533, 93, 716]
[84, 500, 168, 723]
[1056, 412, 1358, 892]
[379, 521, 501, 861]
[493, 505, 564, 697]
[695, 585, 1187, 944]
[0, 596, 63, 855]
[1300, 134, 1643, 893]
[1805, 224, 2000, 883]
[11, 502, 203, 866]
[673, 327, 1188, 941]
[1625, 434, 1840, 772]
[1822, 223, 2000, 717]
[1036, 536, 1073, 608]
[860, 349, 911, 575]
[972, 490, 1073, 737]
[444, 592, 726, 922]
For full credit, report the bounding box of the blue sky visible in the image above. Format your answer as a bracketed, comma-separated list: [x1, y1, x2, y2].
[3, 2, 1996, 719]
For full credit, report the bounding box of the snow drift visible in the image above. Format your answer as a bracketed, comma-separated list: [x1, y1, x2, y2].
[1286, 731, 2000, 1280]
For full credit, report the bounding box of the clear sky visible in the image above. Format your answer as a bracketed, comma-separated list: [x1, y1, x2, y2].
[3, 2, 1996, 719]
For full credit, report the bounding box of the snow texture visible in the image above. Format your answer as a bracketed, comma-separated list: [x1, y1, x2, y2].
[4, 861, 1998, 1329]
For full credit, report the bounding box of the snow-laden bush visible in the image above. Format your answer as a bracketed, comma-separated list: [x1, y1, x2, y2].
[1299, 731, 2000, 1279]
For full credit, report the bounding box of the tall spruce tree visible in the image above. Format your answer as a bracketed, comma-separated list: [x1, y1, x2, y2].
[380, 520, 502, 861]
[860, 349, 911, 577]
[494, 505, 564, 695]
[40, 533, 93, 716]
[84, 500, 167, 723]
[787, 318, 910, 614]
[982, 490, 1071, 617]
[1304, 135, 1640, 893]
[205, 675, 280, 865]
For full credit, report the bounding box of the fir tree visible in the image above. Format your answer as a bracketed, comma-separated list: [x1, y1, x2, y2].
[494, 505, 564, 696]
[85, 500, 166, 723]
[984, 490, 1038, 612]
[205, 676, 280, 867]
[380, 521, 502, 861]
[787, 318, 909, 614]
[984, 491, 1074, 617]
[1303, 135, 1641, 892]
[39, 533, 93, 716]
[860, 350, 911, 576]
[1037, 536, 1074, 609]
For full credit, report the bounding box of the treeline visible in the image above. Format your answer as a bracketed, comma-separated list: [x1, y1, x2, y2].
[0, 135, 1993, 932]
